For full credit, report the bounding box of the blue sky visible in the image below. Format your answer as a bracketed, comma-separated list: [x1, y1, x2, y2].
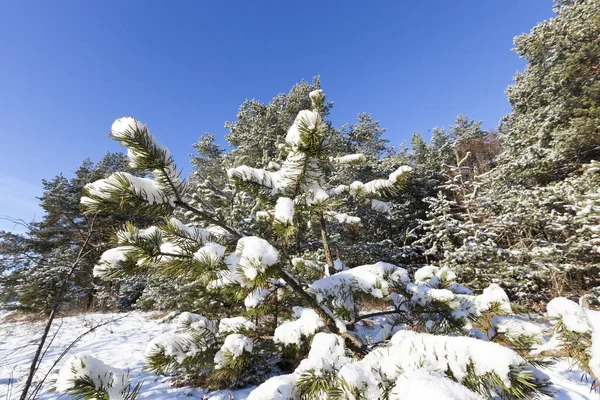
[0, 1, 554, 232]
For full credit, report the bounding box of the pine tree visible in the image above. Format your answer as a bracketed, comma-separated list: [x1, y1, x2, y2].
[0, 153, 152, 312]
[79, 89, 550, 398]
[499, 0, 600, 186]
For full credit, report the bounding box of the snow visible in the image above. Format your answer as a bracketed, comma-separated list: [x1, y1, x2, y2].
[491, 315, 545, 343]
[159, 241, 184, 258]
[391, 369, 484, 400]
[474, 283, 512, 314]
[285, 110, 320, 148]
[363, 178, 394, 194]
[207, 225, 238, 240]
[55, 354, 131, 399]
[177, 312, 217, 334]
[207, 253, 244, 290]
[338, 329, 534, 398]
[386, 331, 521, 386]
[274, 197, 294, 224]
[110, 118, 179, 189]
[225, 102, 328, 201]
[544, 358, 600, 399]
[255, 211, 271, 221]
[111, 117, 145, 140]
[547, 297, 591, 333]
[235, 236, 279, 282]
[169, 217, 210, 243]
[244, 286, 277, 309]
[389, 165, 413, 182]
[308, 89, 323, 104]
[227, 165, 281, 195]
[309, 262, 408, 311]
[83, 172, 175, 206]
[246, 374, 297, 400]
[237, 237, 279, 268]
[359, 165, 412, 195]
[531, 336, 563, 356]
[326, 211, 361, 225]
[193, 242, 226, 263]
[146, 331, 197, 364]
[413, 264, 440, 283]
[332, 153, 366, 164]
[295, 333, 352, 376]
[0, 312, 252, 399]
[333, 259, 348, 271]
[145, 313, 216, 365]
[266, 161, 280, 170]
[329, 184, 349, 196]
[584, 308, 600, 382]
[405, 283, 456, 306]
[0, 311, 595, 399]
[307, 184, 330, 204]
[218, 317, 256, 335]
[545, 298, 600, 381]
[214, 334, 253, 369]
[94, 246, 134, 277]
[371, 199, 391, 213]
[250, 333, 351, 399]
[115, 225, 160, 245]
[273, 307, 325, 346]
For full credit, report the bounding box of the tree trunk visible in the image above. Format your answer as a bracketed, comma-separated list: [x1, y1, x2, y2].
[20, 216, 95, 400]
[319, 212, 336, 276]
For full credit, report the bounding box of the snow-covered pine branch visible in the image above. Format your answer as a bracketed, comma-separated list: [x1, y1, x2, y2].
[54, 354, 142, 400]
[81, 118, 185, 216]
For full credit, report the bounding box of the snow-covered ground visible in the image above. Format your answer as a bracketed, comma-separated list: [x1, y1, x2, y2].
[0, 310, 597, 399]
[0, 311, 253, 399]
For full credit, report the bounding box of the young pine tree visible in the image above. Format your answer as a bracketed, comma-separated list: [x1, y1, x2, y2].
[77, 89, 552, 399]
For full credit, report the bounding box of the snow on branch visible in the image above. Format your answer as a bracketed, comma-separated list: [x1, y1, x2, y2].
[330, 153, 366, 165]
[145, 312, 217, 374]
[55, 354, 141, 399]
[371, 199, 391, 213]
[325, 211, 361, 225]
[337, 330, 550, 399]
[81, 117, 187, 217]
[285, 110, 323, 150]
[274, 197, 294, 225]
[110, 117, 185, 195]
[92, 218, 222, 280]
[535, 297, 600, 382]
[274, 307, 326, 347]
[360, 165, 413, 195]
[81, 172, 176, 216]
[309, 262, 407, 314]
[214, 333, 253, 370]
[218, 317, 256, 335]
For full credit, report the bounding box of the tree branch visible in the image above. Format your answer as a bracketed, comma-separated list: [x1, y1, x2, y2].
[278, 267, 366, 356]
[175, 200, 241, 239]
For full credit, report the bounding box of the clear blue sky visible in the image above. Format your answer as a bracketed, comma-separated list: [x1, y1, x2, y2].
[0, 1, 554, 232]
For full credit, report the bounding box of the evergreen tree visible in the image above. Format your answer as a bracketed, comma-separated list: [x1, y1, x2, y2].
[499, 0, 600, 186]
[0, 153, 151, 312]
[79, 89, 550, 398]
[189, 80, 420, 270]
[225, 77, 332, 169]
[426, 0, 600, 300]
